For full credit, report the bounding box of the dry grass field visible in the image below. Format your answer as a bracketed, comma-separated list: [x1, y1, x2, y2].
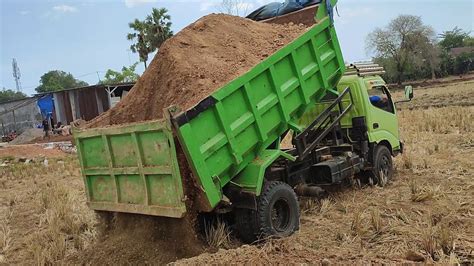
[0, 79, 473, 264]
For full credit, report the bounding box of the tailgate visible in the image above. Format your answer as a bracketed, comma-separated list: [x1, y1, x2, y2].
[74, 119, 186, 218]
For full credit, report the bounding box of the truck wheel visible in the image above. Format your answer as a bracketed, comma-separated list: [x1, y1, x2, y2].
[372, 145, 393, 186]
[235, 181, 300, 243]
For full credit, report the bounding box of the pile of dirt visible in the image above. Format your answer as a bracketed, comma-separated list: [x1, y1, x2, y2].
[9, 128, 43, 145]
[71, 213, 204, 264]
[86, 14, 306, 128]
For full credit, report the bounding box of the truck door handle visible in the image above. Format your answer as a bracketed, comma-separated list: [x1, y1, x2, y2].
[373, 123, 379, 129]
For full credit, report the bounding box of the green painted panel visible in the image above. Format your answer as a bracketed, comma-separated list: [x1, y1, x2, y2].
[109, 134, 138, 167]
[147, 174, 179, 206]
[88, 175, 115, 202]
[116, 174, 145, 204]
[137, 131, 170, 166]
[73, 119, 187, 218]
[81, 136, 107, 168]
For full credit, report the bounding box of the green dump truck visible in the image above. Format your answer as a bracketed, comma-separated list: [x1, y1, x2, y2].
[73, 0, 412, 243]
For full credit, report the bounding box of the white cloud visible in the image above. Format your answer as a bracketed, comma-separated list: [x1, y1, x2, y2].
[53, 5, 78, 13]
[19, 10, 31, 15]
[124, 0, 158, 8]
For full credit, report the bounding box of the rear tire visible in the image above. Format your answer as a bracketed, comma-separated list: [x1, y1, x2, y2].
[235, 181, 300, 243]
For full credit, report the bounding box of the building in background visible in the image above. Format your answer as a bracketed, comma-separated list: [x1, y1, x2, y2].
[0, 82, 134, 135]
[0, 97, 42, 135]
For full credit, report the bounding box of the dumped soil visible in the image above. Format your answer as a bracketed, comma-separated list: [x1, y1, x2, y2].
[71, 213, 204, 265]
[86, 14, 306, 128]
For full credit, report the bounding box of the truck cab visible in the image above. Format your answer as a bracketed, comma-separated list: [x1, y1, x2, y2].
[338, 72, 402, 154]
[296, 63, 411, 186]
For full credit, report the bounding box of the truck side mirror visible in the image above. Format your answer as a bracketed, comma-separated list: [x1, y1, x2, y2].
[404, 85, 413, 100]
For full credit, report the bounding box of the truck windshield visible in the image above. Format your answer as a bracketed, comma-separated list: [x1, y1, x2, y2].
[368, 86, 394, 113]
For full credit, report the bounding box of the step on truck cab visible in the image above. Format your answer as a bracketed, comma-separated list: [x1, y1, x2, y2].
[73, 0, 412, 243]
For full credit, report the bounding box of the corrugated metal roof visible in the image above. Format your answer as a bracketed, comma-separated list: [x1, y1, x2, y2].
[34, 82, 135, 97]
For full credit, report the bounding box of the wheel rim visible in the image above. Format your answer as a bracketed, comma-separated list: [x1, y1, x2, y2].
[379, 154, 391, 178]
[270, 198, 291, 233]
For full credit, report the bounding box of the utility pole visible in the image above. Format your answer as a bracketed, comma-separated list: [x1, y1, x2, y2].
[12, 58, 22, 92]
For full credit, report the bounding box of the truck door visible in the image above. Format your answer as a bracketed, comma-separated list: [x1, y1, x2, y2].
[366, 86, 400, 150]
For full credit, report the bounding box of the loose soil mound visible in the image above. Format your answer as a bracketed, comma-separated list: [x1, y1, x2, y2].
[86, 14, 306, 128]
[72, 213, 204, 265]
[9, 128, 43, 145]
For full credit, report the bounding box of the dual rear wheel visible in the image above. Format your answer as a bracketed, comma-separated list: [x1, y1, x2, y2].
[235, 181, 300, 243]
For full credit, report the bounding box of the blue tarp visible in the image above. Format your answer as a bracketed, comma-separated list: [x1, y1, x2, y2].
[246, 0, 322, 21]
[37, 94, 54, 118]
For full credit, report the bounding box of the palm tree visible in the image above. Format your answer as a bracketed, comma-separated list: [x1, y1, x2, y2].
[127, 8, 173, 69]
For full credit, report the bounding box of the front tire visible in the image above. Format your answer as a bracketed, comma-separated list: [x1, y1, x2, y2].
[372, 145, 393, 186]
[235, 181, 300, 243]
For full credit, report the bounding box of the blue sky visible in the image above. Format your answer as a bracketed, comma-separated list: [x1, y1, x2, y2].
[1, 0, 473, 96]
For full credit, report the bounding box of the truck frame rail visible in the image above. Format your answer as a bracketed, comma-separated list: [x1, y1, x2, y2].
[294, 87, 353, 160]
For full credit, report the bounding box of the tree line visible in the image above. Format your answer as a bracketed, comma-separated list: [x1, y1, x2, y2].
[3, 9, 471, 103]
[367, 15, 473, 85]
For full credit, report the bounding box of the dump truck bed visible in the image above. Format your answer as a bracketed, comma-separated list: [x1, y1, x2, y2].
[74, 1, 345, 217]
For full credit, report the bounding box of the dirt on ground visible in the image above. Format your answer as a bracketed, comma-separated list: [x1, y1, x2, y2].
[389, 72, 474, 89]
[0, 144, 67, 159]
[395, 79, 474, 109]
[26, 134, 73, 144]
[86, 14, 306, 128]
[69, 213, 204, 265]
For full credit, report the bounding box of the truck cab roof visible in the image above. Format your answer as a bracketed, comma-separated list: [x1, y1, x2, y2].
[339, 74, 387, 91]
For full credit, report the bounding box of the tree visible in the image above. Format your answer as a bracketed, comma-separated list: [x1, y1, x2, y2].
[366, 15, 437, 84]
[438, 27, 469, 51]
[35, 70, 88, 93]
[219, 0, 252, 16]
[100, 63, 140, 85]
[438, 27, 473, 76]
[0, 88, 27, 103]
[127, 8, 173, 69]
[453, 52, 474, 74]
[463, 36, 474, 47]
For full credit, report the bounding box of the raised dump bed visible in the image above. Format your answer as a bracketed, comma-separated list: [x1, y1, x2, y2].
[74, 0, 344, 218]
